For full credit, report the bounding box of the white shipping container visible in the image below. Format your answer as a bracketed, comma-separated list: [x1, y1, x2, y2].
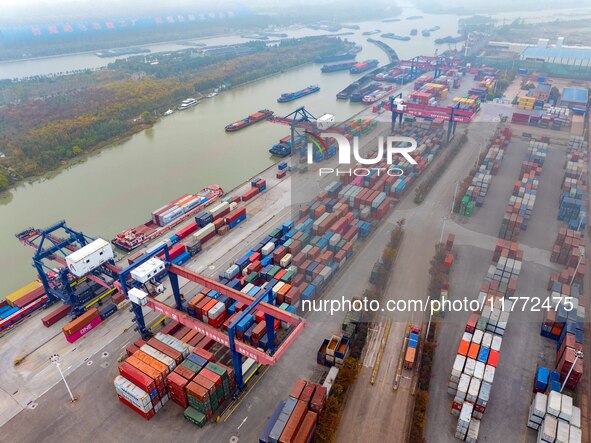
[474, 361, 485, 380]
[559, 394, 573, 422]
[539, 416, 558, 443]
[329, 234, 341, 247]
[472, 329, 483, 344]
[155, 332, 190, 357]
[193, 223, 215, 241]
[140, 344, 176, 371]
[477, 381, 491, 407]
[65, 238, 114, 277]
[491, 335, 502, 351]
[209, 201, 230, 217]
[530, 393, 547, 422]
[547, 391, 562, 417]
[273, 282, 285, 294]
[451, 354, 466, 378]
[483, 364, 494, 383]
[262, 242, 275, 256]
[556, 420, 570, 443]
[280, 253, 292, 268]
[464, 358, 476, 376]
[569, 426, 582, 443]
[208, 302, 226, 320]
[241, 283, 254, 294]
[571, 407, 581, 428]
[462, 331, 473, 342]
[465, 418, 480, 443]
[481, 332, 493, 348]
[467, 377, 481, 403]
[114, 375, 153, 412]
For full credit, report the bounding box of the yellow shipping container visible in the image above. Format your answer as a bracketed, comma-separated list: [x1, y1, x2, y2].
[5, 281, 42, 306]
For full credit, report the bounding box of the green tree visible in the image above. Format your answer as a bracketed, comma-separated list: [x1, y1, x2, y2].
[0, 173, 8, 191]
[72, 145, 82, 155]
[141, 111, 155, 124]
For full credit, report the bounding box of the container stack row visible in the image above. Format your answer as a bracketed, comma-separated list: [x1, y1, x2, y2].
[527, 391, 581, 442]
[1, 281, 49, 333]
[458, 127, 511, 216]
[449, 242, 523, 441]
[317, 332, 352, 368]
[499, 141, 547, 241]
[558, 136, 588, 230]
[260, 378, 327, 443]
[115, 330, 236, 424]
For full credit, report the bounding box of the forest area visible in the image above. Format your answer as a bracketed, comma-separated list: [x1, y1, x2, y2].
[0, 36, 347, 190]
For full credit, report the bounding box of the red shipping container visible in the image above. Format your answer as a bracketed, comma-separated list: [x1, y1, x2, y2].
[172, 325, 191, 339]
[277, 170, 287, 179]
[226, 207, 247, 224]
[175, 222, 199, 240]
[41, 304, 71, 327]
[242, 188, 258, 202]
[193, 347, 215, 362]
[290, 379, 307, 399]
[126, 344, 140, 357]
[118, 361, 157, 395]
[117, 394, 154, 420]
[147, 337, 182, 364]
[161, 320, 182, 335]
[13, 286, 46, 309]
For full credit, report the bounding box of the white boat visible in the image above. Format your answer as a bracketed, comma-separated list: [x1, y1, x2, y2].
[163, 109, 174, 116]
[178, 98, 199, 110]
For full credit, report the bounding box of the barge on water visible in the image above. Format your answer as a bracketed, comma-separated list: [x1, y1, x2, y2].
[112, 185, 223, 251]
[321, 62, 357, 73]
[350, 59, 379, 74]
[277, 85, 320, 103]
[225, 109, 273, 132]
[314, 53, 356, 63]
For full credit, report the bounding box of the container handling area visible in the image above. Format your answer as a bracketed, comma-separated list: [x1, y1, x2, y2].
[0, 22, 590, 443]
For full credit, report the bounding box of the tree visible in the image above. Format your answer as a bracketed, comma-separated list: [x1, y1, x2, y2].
[72, 145, 82, 155]
[0, 173, 8, 191]
[141, 111, 155, 124]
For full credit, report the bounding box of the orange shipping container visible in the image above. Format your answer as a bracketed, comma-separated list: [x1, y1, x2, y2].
[467, 342, 480, 360]
[293, 411, 318, 443]
[458, 340, 470, 356]
[62, 308, 99, 337]
[279, 399, 308, 443]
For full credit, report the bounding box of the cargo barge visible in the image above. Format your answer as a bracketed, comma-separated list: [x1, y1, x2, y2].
[381, 33, 411, 42]
[112, 185, 224, 251]
[277, 85, 320, 103]
[321, 62, 357, 73]
[95, 47, 150, 58]
[362, 85, 394, 104]
[269, 135, 294, 157]
[314, 53, 356, 63]
[362, 30, 380, 36]
[336, 82, 361, 100]
[224, 109, 273, 132]
[435, 35, 465, 45]
[350, 82, 381, 102]
[350, 59, 379, 74]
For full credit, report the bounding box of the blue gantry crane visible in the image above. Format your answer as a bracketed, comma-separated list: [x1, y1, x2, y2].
[16, 221, 120, 316]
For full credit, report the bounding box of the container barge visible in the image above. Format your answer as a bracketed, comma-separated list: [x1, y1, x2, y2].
[224, 109, 273, 132]
[269, 135, 294, 157]
[350, 59, 379, 74]
[112, 185, 224, 251]
[314, 53, 356, 63]
[362, 30, 380, 36]
[362, 85, 394, 104]
[321, 62, 357, 73]
[277, 85, 320, 103]
[350, 82, 381, 102]
[381, 33, 411, 42]
[435, 35, 465, 45]
[336, 82, 361, 100]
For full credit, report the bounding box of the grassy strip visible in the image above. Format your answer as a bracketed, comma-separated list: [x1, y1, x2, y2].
[414, 132, 468, 204]
[409, 244, 448, 443]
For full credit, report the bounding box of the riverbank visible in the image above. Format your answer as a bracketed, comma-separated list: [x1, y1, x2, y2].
[0, 36, 348, 192]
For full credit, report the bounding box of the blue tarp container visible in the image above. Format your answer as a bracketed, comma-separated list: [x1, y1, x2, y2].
[535, 367, 549, 391]
[260, 400, 285, 443]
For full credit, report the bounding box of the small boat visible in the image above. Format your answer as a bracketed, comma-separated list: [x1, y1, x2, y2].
[163, 109, 174, 116]
[362, 30, 381, 36]
[205, 92, 218, 98]
[410, 29, 418, 36]
[178, 98, 199, 110]
[406, 15, 423, 20]
[381, 33, 411, 42]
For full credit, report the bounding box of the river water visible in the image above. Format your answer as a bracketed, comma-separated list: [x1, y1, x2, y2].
[1, 5, 589, 296]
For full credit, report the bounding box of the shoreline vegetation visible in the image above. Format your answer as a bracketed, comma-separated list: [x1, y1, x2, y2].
[0, 36, 350, 192]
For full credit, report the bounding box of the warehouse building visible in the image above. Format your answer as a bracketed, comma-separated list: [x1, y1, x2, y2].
[560, 87, 589, 111]
[520, 45, 591, 68]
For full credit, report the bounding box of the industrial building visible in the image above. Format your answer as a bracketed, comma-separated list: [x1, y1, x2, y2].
[520, 38, 591, 68]
[560, 87, 589, 111]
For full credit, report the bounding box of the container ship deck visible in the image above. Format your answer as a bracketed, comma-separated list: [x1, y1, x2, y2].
[225, 109, 273, 132]
[112, 185, 224, 251]
[277, 85, 320, 103]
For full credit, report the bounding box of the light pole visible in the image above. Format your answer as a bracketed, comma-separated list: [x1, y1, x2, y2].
[569, 246, 585, 287]
[560, 350, 583, 392]
[49, 354, 77, 402]
[577, 214, 586, 233]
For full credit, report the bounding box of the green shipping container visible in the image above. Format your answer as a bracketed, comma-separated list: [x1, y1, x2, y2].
[184, 407, 206, 427]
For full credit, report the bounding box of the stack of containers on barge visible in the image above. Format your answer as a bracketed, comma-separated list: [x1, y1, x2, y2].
[113, 186, 223, 251]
